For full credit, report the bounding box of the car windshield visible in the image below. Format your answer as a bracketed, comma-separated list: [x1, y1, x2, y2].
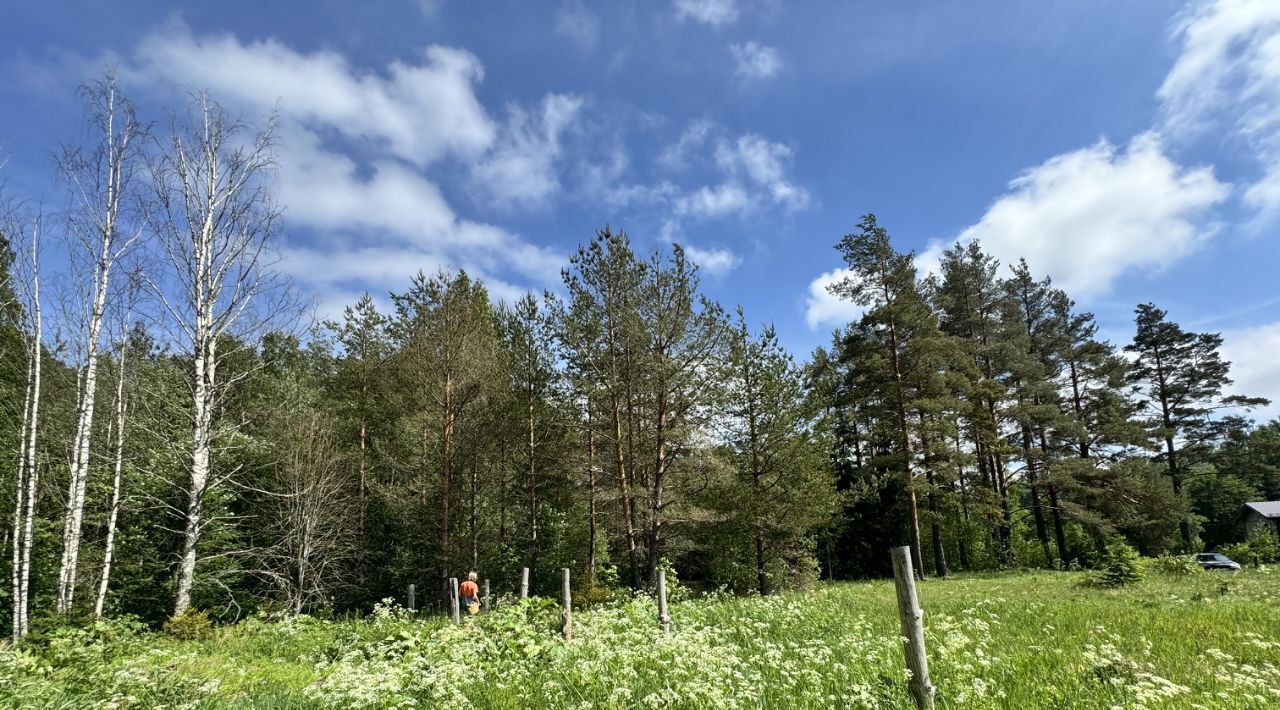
[1197, 553, 1229, 562]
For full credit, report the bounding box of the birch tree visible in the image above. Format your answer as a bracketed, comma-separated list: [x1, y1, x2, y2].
[8, 212, 43, 638]
[93, 283, 141, 619]
[149, 94, 284, 616]
[55, 73, 147, 614]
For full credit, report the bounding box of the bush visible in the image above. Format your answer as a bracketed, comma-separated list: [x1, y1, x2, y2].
[1083, 540, 1144, 588]
[163, 608, 213, 640]
[1148, 554, 1204, 576]
[1220, 536, 1280, 569]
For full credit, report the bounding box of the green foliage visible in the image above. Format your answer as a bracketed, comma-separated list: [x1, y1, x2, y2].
[1147, 554, 1204, 576]
[163, 608, 213, 640]
[1083, 541, 1145, 588]
[1221, 535, 1280, 568]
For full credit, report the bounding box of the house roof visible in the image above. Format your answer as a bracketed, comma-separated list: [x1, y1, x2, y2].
[1242, 501, 1280, 519]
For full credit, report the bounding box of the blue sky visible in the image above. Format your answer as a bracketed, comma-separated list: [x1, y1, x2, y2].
[2, 0, 1279, 414]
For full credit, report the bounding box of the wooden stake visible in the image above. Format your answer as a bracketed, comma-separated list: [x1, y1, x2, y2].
[450, 577, 460, 625]
[891, 546, 935, 709]
[408, 583, 416, 612]
[561, 568, 572, 640]
[520, 567, 530, 599]
[657, 569, 671, 634]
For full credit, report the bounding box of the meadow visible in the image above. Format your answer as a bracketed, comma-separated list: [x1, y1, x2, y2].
[2, 566, 1278, 709]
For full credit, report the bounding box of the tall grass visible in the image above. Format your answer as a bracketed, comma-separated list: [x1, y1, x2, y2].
[3, 567, 1277, 708]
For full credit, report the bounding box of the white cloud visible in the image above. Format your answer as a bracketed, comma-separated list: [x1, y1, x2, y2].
[917, 133, 1228, 296]
[1221, 320, 1280, 422]
[1159, 0, 1280, 223]
[674, 0, 739, 26]
[124, 23, 569, 307]
[676, 183, 751, 219]
[556, 1, 600, 51]
[730, 42, 782, 81]
[716, 134, 809, 209]
[130, 24, 494, 166]
[682, 245, 741, 275]
[658, 120, 713, 171]
[473, 93, 584, 209]
[804, 268, 866, 330]
[671, 132, 809, 220]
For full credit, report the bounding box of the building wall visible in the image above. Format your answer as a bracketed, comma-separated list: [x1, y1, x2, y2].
[1244, 512, 1279, 541]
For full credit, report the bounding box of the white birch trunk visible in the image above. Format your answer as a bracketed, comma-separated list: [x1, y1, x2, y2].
[11, 330, 35, 640]
[93, 345, 129, 619]
[55, 249, 111, 614]
[56, 76, 139, 615]
[12, 228, 43, 638]
[174, 327, 214, 616]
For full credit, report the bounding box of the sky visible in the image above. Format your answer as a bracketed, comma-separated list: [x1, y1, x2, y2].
[1, 0, 1278, 418]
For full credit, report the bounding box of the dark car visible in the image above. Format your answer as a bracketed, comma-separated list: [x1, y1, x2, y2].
[1195, 552, 1242, 571]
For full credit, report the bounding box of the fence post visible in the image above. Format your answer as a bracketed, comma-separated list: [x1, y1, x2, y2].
[483, 578, 491, 612]
[657, 570, 671, 634]
[520, 567, 530, 599]
[561, 568, 573, 641]
[891, 546, 935, 709]
[408, 583, 416, 612]
[450, 577, 461, 625]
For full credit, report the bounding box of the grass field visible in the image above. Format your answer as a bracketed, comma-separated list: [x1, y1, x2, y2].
[3, 567, 1279, 708]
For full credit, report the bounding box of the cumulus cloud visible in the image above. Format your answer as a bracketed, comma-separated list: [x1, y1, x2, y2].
[674, 0, 739, 26]
[804, 268, 865, 330]
[1159, 0, 1280, 224]
[915, 133, 1228, 296]
[730, 42, 781, 81]
[556, 1, 600, 51]
[1221, 320, 1280, 422]
[683, 245, 741, 275]
[122, 22, 571, 305]
[129, 24, 494, 166]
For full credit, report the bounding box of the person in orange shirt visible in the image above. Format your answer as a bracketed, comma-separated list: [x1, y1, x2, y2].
[460, 571, 480, 615]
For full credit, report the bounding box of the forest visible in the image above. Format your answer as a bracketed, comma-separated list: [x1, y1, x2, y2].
[3, 74, 1278, 638]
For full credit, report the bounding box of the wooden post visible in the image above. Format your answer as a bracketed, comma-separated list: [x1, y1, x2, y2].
[891, 546, 935, 709]
[657, 569, 671, 634]
[561, 568, 572, 641]
[450, 577, 461, 625]
[520, 567, 530, 599]
[408, 583, 416, 612]
[483, 578, 491, 612]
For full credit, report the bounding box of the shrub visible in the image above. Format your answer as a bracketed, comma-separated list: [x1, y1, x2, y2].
[163, 608, 213, 640]
[1148, 554, 1204, 576]
[1083, 540, 1144, 588]
[1220, 536, 1280, 569]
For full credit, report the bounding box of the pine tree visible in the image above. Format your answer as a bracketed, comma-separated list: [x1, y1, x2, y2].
[1125, 304, 1269, 550]
[829, 214, 949, 578]
[721, 308, 836, 594]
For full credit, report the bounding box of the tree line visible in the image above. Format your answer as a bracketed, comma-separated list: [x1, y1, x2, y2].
[1, 75, 1275, 636]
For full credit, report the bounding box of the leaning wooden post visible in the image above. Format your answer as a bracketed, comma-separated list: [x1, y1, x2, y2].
[408, 583, 416, 612]
[657, 570, 671, 634]
[483, 578, 491, 612]
[561, 568, 573, 641]
[891, 546, 935, 709]
[450, 577, 461, 625]
[520, 567, 530, 599]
